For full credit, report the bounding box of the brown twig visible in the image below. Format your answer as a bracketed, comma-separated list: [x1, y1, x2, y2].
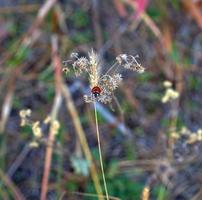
[40, 34, 62, 200]
[0, 4, 40, 14]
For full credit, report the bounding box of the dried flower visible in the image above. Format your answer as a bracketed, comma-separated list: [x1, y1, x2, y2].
[50, 120, 60, 136]
[32, 121, 42, 138]
[19, 109, 32, 126]
[163, 81, 172, 88]
[161, 82, 179, 103]
[19, 109, 31, 118]
[29, 141, 39, 148]
[116, 54, 145, 73]
[63, 50, 144, 104]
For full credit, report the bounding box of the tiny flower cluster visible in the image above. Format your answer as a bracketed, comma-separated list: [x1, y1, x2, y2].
[19, 109, 31, 126]
[161, 81, 179, 103]
[19, 110, 60, 148]
[170, 126, 202, 144]
[63, 50, 144, 104]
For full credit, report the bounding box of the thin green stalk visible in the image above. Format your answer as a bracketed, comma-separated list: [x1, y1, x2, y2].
[94, 102, 109, 200]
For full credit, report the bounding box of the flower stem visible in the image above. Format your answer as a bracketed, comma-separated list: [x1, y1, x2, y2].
[94, 102, 109, 200]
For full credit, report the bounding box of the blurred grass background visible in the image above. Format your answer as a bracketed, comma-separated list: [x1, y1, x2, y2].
[0, 0, 202, 199]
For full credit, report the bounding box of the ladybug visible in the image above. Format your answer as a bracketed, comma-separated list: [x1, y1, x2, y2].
[91, 86, 101, 98]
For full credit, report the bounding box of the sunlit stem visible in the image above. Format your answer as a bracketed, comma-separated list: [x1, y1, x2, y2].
[94, 101, 109, 200]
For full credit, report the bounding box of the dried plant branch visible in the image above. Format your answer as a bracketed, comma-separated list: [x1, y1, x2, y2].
[40, 35, 62, 200]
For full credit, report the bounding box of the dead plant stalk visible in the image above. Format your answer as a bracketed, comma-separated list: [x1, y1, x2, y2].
[40, 35, 62, 200]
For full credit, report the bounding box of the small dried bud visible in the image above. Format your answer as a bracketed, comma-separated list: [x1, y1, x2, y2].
[29, 141, 39, 148]
[163, 81, 172, 88]
[116, 54, 128, 64]
[161, 88, 179, 103]
[50, 120, 60, 136]
[72, 57, 89, 76]
[70, 52, 79, 58]
[171, 131, 180, 139]
[32, 121, 42, 138]
[19, 109, 32, 126]
[19, 109, 31, 118]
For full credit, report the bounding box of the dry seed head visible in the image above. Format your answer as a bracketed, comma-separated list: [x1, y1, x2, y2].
[70, 52, 79, 58]
[64, 50, 144, 104]
[88, 50, 100, 87]
[116, 54, 145, 73]
[72, 57, 89, 76]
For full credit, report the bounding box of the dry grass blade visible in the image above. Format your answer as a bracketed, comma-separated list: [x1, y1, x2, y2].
[60, 191, 121, 200]
[40, 35, 62, 200]
[0, 75, 16, 133]
[94, 102, 109, 200]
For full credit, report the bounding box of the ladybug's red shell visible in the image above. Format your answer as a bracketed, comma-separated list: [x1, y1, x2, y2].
[91, 86, 101, 97]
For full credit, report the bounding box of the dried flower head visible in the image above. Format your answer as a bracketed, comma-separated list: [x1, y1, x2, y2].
[50, 120, 60, 136]
[116, 54, 145, 73]
[19, 109, 32, 126]
[161, 81, 179, 103]
[32, 121, 42, 139]
[63, 50, 144, 104]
